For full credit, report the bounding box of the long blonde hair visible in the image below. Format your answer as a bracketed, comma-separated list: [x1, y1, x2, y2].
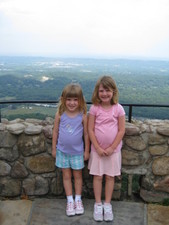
[57, 83, 87, 115]
[92, 76, 119, 105]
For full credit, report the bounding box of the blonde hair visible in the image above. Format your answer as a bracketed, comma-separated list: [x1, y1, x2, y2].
[57, 83, 87, 115]
[92, 76, 119, 105]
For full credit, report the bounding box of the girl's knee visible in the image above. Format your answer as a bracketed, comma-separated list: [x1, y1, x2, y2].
[105, 175, 114, 181]
[73, 170, 82, 180]
[94, 175, 103, 181]
[62, 169, 72, 180]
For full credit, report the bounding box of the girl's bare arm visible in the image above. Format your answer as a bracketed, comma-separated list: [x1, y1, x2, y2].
[106, 115, 125, 155]
[52, 113, 60, 158]
[83, 114, 90, 161]
[88, 114, 107, 156]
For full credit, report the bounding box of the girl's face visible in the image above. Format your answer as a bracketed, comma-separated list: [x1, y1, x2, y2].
[98, 84, 113, 105]
[65, 97, 79, 112]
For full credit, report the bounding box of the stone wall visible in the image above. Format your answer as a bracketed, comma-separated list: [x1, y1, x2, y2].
[0, 117, 169, 203]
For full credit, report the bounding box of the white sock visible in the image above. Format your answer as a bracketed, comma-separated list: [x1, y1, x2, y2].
[96, 202, 102, 205]
[75, 195, 81, 202]
[67, 195, 74, 203]
[104, 202, 111, 205]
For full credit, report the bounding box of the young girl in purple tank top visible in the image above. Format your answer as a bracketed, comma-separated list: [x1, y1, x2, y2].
[52, 83, 89, 217]
[88, 76, 125, 222]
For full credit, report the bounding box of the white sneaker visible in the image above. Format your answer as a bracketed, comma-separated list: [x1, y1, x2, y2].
[93, 203, 103, 221]
[75, 200, 84, 215]
[66, 201, 75, 216]
[104, 203, 114, 221]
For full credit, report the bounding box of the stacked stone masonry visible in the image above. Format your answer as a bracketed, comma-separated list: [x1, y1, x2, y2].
[0, 117, 169, 203]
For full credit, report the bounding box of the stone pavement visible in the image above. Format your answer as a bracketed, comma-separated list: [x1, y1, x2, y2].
[0, 198, 169, 225]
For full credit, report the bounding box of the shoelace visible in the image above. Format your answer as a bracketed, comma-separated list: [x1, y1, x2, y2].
[67, 202, 74, 210]
[104, 205, 112, 213]
[76, 200, 83, 208]
[96, 205, 103, 214]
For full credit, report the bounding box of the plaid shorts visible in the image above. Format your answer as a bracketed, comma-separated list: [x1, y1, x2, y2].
[56, 149, 84, 170]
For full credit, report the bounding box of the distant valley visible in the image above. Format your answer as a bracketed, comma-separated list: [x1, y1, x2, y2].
[0, 56, 169, 120]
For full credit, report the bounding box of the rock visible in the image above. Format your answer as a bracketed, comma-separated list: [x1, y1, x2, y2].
[9, 119, 24, 124]
[122, 149, 145, 166]
[0, 160, 11, 176]
[140, 188, 169, 203]
[0, 123, 6, 131]
[43, 125, 53, 139]
[6, 123, 25, 135]
[22, 178, 35, 195]
[46, 141, 52, 155]
[140, 123, 150, 133]
[11, 161, 29, 178]
[23, 176, 49, 195]
[18, 133, 45, 156]
[1, 118, 9, 124]
[122, 167, 147, 175]
[41, 117, 54, 126]
[51, 176, 63, 196]
[25, 118, 42, 125]
[24, 125, 42, 135]
[45, 117, 54, 125]
[157, 126, 169, 137]
[0, 178, 21, 197]
[149, 145, 168, 156]
[152, 156, 169, 175]
[148, 134, 166, 145]
[125, 136, 147, 151]
[141, 176, 154, 190]
[0, 146, 19, 162]
[154, 176, 169, 193]
[144, 119, 169, 126]
[25, 155, 55, 173]
[125, 123, 140, 136]
[0, 131, 17, 147]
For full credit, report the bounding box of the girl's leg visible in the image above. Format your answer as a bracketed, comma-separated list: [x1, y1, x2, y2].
[73, 169, 84, 214]
[103, 175, 114, 221]
[93, 175, 103, 203]
[73, 169, 83, 195]
[62, 168, 72, 196]
[62, 168, 75, 216]
[93, 175, 104, 221]
[105, 175, 115, 203]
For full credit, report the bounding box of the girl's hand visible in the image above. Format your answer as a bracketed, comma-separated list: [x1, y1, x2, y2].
[97, 147, 107, 157]
[84, 151, 90, 161]
[105, 146, 114, 156]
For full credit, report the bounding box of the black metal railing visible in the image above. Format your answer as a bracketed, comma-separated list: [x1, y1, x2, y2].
[0, 100, 169, 123]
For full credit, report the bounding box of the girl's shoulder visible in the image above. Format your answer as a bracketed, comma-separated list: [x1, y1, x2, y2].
[113, 103, 125, 116]
[89, 104, 100, 115]
[114, 103, 124, 109]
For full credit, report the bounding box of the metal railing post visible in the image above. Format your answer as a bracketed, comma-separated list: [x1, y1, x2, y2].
[0, 105, 1, 123]
[128, 105, 132, 122]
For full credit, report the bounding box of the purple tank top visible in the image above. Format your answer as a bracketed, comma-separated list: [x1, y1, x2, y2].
[57, 112, 84, 155]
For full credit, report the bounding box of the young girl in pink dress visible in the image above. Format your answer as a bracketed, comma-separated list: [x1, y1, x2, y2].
[88, 76, 125, 222]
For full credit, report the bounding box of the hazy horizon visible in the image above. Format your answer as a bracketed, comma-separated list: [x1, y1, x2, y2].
[0, 55, 169, 62]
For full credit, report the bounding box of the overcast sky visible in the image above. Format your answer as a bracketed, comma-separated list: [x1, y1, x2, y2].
[0, 0, 169, 59]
